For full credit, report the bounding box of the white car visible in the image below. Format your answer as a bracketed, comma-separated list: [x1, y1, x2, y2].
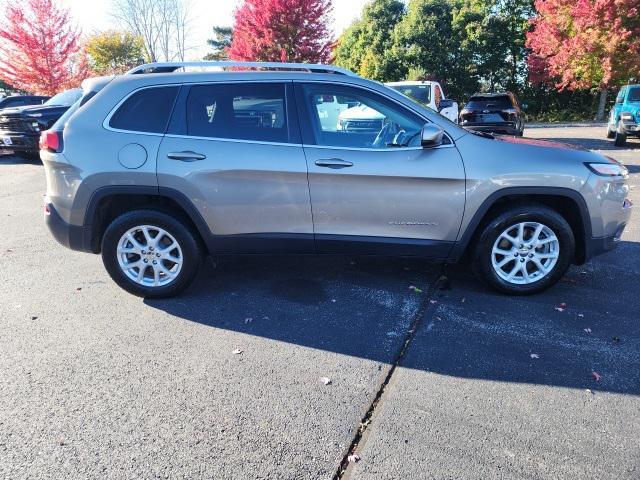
[386, 81, 459, 123]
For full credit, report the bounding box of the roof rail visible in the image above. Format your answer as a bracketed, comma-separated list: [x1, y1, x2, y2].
[126, 61, 357, 77]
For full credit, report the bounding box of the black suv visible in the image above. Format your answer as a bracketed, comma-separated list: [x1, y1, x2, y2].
[459, 92, 524, 136]
[0, 88, 81, 156]
[0, 95, 49, 110]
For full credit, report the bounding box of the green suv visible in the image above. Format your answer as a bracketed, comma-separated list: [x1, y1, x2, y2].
[607, 84, 640, 146]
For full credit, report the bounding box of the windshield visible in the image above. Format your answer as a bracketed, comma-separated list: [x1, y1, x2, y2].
[389, 85, 432, 106]
[628, 87, 640, 103]
[44, 89, 82, 107]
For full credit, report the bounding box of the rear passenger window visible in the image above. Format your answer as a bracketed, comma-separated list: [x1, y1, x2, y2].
[109, 87, 179, 134]
[186, 83, 288, 143]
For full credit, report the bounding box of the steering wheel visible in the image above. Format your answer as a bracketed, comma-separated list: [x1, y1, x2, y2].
[372, 122, 399, 148]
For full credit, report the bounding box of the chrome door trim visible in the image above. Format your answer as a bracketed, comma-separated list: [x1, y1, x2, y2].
[163, 133, 303, 148]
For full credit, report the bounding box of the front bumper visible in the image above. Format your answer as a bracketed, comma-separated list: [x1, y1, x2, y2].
[0, 132, 40, 153]
[620, 120, 640, 136]
[584, 198, 632, 261]
[44, 197, 92, 253]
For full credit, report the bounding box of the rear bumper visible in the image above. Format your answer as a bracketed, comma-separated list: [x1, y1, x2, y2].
[461, 123, 520, 135]
[44, 198, 92, 253]
[0, 132, 39, 153]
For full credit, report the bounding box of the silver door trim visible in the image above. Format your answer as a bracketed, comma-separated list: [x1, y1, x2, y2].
[302, 143, 455, 152]
[164, 133, 303, 148]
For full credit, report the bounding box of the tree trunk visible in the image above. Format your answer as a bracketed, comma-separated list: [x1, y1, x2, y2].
[595, 88, 608, 121]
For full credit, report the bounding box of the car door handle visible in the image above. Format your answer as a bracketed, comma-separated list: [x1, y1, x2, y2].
[167, 151, 207, 162]
[315, 158, 353, 169]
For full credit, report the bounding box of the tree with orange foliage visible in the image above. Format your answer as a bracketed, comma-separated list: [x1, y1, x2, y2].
[228, 0, 334, 63]
[526, 0, 640, 120]
[0, 0, 88, 95]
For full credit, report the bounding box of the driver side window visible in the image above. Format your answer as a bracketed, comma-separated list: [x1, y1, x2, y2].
[302, 85, 424, 149]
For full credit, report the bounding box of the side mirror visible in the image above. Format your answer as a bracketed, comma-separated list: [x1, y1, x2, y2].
[421, 123, 444, 148]
[438, 99, 454, 111]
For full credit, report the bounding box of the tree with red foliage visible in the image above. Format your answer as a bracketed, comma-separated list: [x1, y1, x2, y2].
[228, 0, 334, 63]
[0, 0, 88, 95]
[526, 0, 640, 120]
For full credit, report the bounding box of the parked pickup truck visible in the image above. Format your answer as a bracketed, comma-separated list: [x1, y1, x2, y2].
[334, 80, 460, 136]
[0, 88, 81, 157]
[386, 81, 459, 123]
[607, 84, 640, 147]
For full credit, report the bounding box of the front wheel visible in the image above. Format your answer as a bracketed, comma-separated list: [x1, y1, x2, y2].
[101, 210, 203, 298]
[614, 121, 627, 147]
[474, 206, 575, 295]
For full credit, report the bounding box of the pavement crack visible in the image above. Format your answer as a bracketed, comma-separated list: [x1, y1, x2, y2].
[332, 265, 446, 479]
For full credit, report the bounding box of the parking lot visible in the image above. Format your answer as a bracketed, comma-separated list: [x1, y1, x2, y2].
[1, 125, 638, 479]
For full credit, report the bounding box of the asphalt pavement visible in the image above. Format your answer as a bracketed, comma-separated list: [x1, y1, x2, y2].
[0, 126, 638, 479]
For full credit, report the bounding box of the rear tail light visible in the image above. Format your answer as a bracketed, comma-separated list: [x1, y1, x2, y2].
[39, 130, 63, 153]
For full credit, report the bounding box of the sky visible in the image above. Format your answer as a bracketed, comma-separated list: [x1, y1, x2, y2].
[61, 0, 373, 59]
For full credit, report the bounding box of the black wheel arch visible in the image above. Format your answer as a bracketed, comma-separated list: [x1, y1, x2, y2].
[83, 186, 211, 254]
[449, 187, 591, 265]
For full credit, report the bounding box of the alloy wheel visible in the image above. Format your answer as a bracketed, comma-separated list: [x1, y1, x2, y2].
[116, 225, 183, 287]
[491, 221, 560, 285]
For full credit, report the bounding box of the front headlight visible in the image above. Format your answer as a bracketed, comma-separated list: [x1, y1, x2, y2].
[621, 112, 634, 121]
[585, 162, 629, 177]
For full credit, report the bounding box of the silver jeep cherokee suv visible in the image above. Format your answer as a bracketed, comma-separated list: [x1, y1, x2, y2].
[41, 62, 632, 298]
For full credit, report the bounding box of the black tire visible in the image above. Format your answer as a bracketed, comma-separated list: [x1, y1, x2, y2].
[101, 209, 203, 298]
[614, 121, 627, 147]
[606, 125, 615, 139]
[474, 205, 575, 295]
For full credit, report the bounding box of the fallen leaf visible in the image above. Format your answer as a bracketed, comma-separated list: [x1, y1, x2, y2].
[612, 337, 620, 344]
[319, 377, 331, 385]
[76, 287, 82, 291]
[31, 316, 38, 320]
[409, 286, 422, 293]
[331, 299, 337, 303]
[584, 328, 592, 334]
[578, 314, 584, 318]
[232, 349, 243, 355]
[585, 388, 593, 395]
[530, 353, 540, 359]
[559, 303, 567, 308]
[429, 300, 437, 304]
[592, 371, 602, 382]
[555, 307, 565, 312]
[244, 318, 252, 324]
[347, 454, 360, 463]
[461, 297, 466, 303]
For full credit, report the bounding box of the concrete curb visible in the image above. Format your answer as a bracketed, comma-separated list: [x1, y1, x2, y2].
[527, 122, 607, 128]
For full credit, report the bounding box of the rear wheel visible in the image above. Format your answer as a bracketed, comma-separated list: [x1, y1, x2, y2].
[101, 210, 203, 298]
[474, 205, 574, 295]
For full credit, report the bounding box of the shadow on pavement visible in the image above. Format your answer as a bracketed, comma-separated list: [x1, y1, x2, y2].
[0, 154, 41, 165]
[146, 241, 640, 396]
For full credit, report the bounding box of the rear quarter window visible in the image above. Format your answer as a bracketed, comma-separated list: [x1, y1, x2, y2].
[109, 86, 179, 134]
